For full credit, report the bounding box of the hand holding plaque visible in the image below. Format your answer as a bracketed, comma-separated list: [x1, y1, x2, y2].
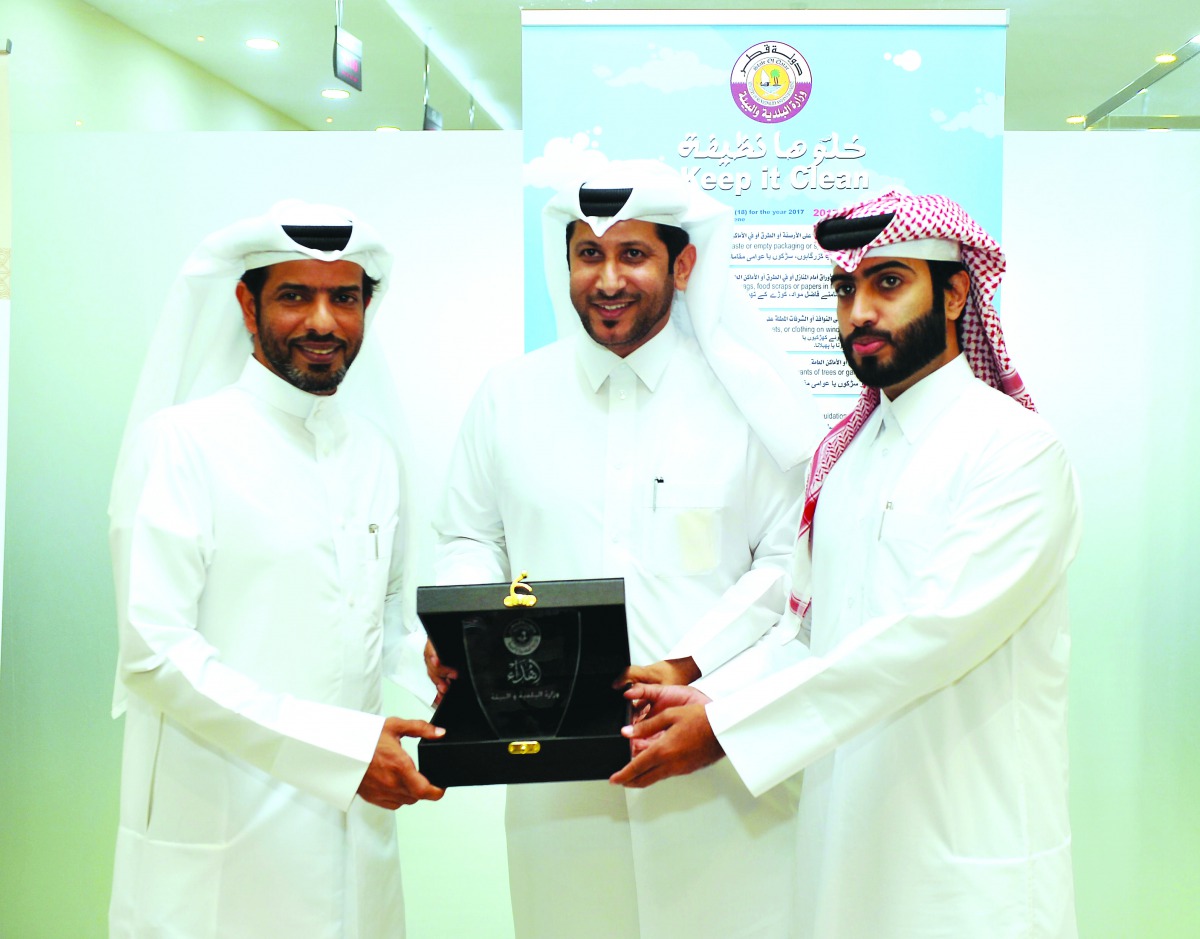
[417, 574, 630, 787]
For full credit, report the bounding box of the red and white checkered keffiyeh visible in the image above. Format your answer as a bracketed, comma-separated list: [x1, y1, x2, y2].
[788, 191, 1035, 623]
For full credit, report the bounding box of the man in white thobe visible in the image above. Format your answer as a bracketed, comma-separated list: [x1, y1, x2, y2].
[433, 161, 820, 938]
[108, 202, 443, 939]
[614, 192, 1082, 939]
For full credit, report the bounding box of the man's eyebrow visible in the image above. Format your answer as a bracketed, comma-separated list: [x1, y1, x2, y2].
[859, 259, 917, 277]
[273, 282, 362, 292]
[570, 238, 657, 251]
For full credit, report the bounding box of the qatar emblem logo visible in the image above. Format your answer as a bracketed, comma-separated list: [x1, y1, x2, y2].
[504, 619, 542, 656]
[730, 42, 813, 124]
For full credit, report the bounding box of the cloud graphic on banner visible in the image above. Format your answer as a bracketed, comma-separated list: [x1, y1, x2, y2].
[884, 50, 922, 72]
[931, 90, 1004, 138]
[524, 132, 611, 189]
[860, 172, 912, 197]
[600, 46, 726, 93]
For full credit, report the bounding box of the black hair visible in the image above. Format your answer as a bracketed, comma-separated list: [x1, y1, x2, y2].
[928, 259, 969, 347]
[564, 220, 691, 273]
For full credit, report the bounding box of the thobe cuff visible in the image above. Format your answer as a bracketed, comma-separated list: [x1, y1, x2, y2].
[707, 666, 836, 798]
[271, 703, 384, 811]
[671, 567, 786, 675]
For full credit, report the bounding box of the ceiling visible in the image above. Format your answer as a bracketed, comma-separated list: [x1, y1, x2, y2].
[83, 0, 1200, 132]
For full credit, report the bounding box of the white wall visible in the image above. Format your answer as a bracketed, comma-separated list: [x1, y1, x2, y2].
[1003, 131, 1200, 938]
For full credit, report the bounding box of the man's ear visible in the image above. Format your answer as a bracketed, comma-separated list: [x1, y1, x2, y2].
[673, 243, 698, 290]
[235, 281, 258, 337]
[944, 269, 971, 323]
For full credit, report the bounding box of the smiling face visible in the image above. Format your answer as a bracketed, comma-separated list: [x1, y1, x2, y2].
[567, 220, 696, 358]
[236, 258, 368, 395]
[831, 257, 969, 399]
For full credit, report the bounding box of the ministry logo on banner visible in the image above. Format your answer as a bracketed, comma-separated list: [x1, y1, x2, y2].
[731, 41, 813, 123]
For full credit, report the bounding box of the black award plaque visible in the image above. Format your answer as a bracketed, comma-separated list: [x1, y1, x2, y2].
[417, 574, 630, 787]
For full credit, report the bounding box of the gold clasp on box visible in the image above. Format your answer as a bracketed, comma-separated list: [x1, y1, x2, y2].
[503, 570, 537, 607]
[508, 740, 541, 756]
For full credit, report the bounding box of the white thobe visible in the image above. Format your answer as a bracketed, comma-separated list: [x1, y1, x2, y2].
[435, 319, 806, 939]
[109, 357, 423, 939]
[709, 355, 1082, 939]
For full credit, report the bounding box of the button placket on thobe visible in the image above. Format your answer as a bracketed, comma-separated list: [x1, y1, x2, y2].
[603, 363, 639, 576]
[817, 410, 903, 632]
[306, 401, 358, 702]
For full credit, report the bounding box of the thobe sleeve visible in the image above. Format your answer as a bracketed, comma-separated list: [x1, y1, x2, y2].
[432, 377, 512, 585]
[707, 429, 1082, 797]
[666, 433, 807, 676]
[111, 417, 383, 812]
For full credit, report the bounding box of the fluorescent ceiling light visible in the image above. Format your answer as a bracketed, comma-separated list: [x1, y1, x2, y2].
[322, 89, 351, 100]
[245, 38, 280, 51]
[1154, 53, 1177, 64]
[1065, 115, 1086, 125]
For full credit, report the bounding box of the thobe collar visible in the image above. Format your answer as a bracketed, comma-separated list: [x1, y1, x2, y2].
[576, 314, 680, 394]
[235, 354, 341, 421]
[875, 353, 974, 444]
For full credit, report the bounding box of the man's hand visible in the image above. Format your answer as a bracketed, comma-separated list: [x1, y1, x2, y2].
[609, 683, 723, 788]
[616, 656, 701, 689]
[357, 717, 446, 810]
[424, 639, 458, 706]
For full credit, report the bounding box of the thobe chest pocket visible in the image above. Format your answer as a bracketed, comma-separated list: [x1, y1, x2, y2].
[644, 482, 723, 576]
[877, 505, 943, 548]
[358, 514, 398, 607]
[873, 505, 947, 599]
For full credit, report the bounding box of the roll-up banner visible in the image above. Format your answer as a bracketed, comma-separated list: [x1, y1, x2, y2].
[522, 10, 1005, 423]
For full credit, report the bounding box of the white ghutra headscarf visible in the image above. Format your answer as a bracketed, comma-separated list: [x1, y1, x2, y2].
[541, 159, 821, 472]
[115, 199, 396, 452]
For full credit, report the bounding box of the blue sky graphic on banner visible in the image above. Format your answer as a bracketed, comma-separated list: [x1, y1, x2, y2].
[522, 11, 1005, 420]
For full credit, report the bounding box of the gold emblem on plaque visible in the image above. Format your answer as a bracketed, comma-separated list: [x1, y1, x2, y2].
[503, 570, 538, 607]
[508, 740, 542, 756]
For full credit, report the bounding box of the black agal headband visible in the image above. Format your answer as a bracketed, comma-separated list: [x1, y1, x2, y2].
[281, 224, 353, 252]
[813, 212, 895, 251]
[577, 186, 634, 218]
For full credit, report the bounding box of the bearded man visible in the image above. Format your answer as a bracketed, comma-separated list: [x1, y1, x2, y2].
[614, 191, 1083, 939]
[108, 202, 443, 938]
[433, 161, 820, 938]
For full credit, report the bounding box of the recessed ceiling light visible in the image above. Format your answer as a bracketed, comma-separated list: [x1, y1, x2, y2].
[1154, 53, 1177, 65]
[322, 89, 351, 100]
[375, 125, 401, 132]
[196, 36, 205, 43]
[325, 117, 334, 124]
[1065, 115, 1086, 125]
[245, 38, 279, 51]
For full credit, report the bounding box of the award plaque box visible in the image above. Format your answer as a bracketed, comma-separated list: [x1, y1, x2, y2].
[417, 575, 630, 787]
